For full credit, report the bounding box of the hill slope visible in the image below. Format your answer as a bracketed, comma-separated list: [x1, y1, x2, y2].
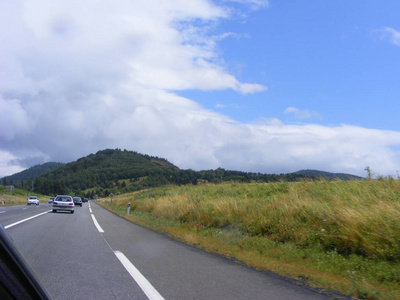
[30, 149, 180, 196]
[293, 169, 363, 180]
[2, 162, 64, 185]
[8, 149, 362, 198]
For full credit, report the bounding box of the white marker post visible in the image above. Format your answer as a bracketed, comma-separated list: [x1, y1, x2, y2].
[127, 202, 130, 216]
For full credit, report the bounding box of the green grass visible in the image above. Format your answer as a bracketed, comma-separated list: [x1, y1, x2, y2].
[0, 185, 50, 205]
[97, 179, 400, 300]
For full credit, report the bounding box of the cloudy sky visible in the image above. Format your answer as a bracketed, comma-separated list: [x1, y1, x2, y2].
[1, 0, 400, 178]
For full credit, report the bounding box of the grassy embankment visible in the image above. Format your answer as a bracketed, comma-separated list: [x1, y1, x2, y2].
[0, 185, 48, 205]
[97, 179, 400, 300]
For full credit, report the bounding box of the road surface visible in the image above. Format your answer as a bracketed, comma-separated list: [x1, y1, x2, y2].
[0, 201, 347, 299]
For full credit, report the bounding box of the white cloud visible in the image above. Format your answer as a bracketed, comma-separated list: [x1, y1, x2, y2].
[211, 124, 400, 177]
[0, 0, 400, 180]
[376, 27, 400, 47]
[0, 151, 25, 178]
[223, 0, 269, 10]
[0, 96, 31, 141]
[254, 117, 284, 126]
[284, 107, 322, 121]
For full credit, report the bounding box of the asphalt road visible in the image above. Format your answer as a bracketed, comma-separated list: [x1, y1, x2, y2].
[0, 201, 346, 300]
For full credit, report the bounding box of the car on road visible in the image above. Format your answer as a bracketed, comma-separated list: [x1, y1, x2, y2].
[48, 197, 55, 204]
[53, 195, 74, 213]
[73, 197, 83, 207]
[27, 196, 39, 206]
[82, 198, 88, 203]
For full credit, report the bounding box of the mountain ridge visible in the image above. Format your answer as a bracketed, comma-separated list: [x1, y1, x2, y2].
[292, 169, 363, 180]
[2, 149, 363, 198]
[2, 162, 64, 185]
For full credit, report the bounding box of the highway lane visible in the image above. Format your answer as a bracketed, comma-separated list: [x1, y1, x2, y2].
[90, 202, 338, 300]
[2, 202, 148, 300]
[1, 201, 344, 300]
[0, 202, 51, 227]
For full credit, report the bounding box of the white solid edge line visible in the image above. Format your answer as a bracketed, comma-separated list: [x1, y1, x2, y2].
[4, 211, 51, 229]
[114, 251, 165, 300]
[91, 214, 104, 233]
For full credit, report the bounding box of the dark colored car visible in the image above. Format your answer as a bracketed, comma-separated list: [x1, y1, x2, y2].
[82, 198, 88, 203]
[73, 197, 83, 207]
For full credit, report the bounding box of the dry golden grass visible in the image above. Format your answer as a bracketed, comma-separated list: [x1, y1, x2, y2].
[0, 192, 44, 205]
[97, 179, 400, 299]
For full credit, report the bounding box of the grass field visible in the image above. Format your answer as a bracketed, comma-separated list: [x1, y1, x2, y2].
[98, 178, 400, 300]
[0, 185, 48, 205]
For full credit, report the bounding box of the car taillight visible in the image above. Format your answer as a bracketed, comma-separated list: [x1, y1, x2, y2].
[53, 202, 58, 204]
[69, 203, 73, 205]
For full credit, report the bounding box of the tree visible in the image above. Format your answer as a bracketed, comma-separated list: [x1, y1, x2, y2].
[364, 166, 373, 180]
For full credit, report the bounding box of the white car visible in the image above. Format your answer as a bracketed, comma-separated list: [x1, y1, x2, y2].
[27, 196, 39, 206]
[53, 195, 74, 214]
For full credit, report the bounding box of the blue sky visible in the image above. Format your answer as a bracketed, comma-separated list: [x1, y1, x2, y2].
[183, 1, 400, 130]
[1, 0, 400, 178]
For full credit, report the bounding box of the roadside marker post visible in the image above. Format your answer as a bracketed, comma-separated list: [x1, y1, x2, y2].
[109, 193, 114, 205]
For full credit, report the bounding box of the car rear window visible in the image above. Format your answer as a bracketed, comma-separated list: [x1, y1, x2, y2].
[56, 196, 72, 202]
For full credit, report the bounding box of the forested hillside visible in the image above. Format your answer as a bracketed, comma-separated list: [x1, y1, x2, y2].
[6, 149, 361, 198]
[293, 169, 363, 180]
[8, 149, 312, 197]
[1, 162, 64, 185]
[21, 149, 181, 197]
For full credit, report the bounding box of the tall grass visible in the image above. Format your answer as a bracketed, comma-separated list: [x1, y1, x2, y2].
[0, 185, 47, 205]
[112, 179, 400, 261]
[99, 179, 400, 299]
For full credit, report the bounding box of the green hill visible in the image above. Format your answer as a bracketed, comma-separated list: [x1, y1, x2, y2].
[292, 169, 363, 180]
[25, 149, 181, 197]
[2, 162, 64, 185]
[7, 149, 361, 198]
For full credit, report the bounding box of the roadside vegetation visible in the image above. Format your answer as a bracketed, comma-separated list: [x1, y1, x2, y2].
[98, 178, 400, 300]
[6, 149, 350, 198]
[0, 185, 49, 205]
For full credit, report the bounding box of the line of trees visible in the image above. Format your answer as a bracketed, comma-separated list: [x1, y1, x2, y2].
[15, 167, 311, 198]
[6, 149, 312, 197]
